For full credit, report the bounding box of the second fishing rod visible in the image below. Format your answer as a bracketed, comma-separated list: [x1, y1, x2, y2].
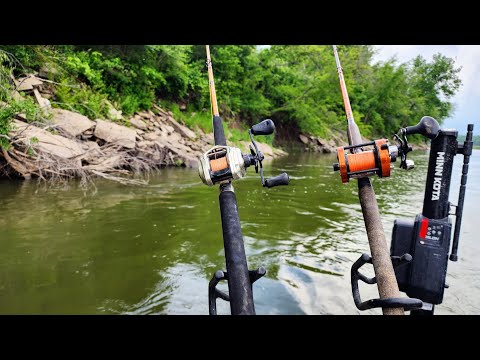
[199, 45, 290, 315]
[332, 46, 474, 315]
[332, 45, 421, 315]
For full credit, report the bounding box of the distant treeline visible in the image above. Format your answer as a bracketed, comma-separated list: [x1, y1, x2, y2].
[457, 134, 480, 146]
[0, 45, 462, 140]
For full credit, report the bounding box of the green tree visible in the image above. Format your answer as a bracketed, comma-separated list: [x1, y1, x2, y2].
[0, 45, 463, 142]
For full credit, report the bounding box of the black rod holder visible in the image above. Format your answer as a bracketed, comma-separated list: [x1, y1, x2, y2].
[351, 253, 423, 311]
[450, 124, 474, 261]
[208, 267, 266, 315]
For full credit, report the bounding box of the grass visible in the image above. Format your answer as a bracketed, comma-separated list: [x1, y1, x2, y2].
[156, 100, 275, 147]
[183, 111, 212, 133]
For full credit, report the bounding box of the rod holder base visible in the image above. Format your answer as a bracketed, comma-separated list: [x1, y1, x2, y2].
[208, 267, 266, 315]
[351, 253, 423, 311]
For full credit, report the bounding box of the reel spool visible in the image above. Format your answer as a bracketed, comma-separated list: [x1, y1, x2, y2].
[198, 145, 246, 186]
[333, 139, 398, 183]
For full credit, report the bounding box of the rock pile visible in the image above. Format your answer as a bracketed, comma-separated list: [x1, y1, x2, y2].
[6, 73, 426, 184]
[3, 75, 284, 183]
[298, 133, 339, 153]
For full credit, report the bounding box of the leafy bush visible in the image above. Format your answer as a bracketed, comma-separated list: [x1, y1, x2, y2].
[0, 45, 463, 143]
[0, 49, 42, 149]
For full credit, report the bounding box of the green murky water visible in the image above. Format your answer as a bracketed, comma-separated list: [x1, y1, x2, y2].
[0, 150, 478, 314]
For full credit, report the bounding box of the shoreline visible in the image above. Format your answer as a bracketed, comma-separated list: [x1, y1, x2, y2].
[1, 105, 432, 185]
[0, 76, 432, 184]
[2, 105, 288, 184]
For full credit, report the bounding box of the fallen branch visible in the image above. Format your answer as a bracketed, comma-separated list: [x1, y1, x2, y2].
[90, 170, 147, 186]
[1, 148, 31, 179]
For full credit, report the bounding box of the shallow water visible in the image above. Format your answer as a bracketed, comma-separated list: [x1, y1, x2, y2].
[0, 150, 478, 315]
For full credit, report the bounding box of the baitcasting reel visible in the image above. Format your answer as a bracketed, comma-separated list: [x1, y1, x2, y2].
[332, 118, 429, 183]
[198, 119, 290, 188]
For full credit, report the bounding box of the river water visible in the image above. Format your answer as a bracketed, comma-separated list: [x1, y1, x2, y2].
[0, 150, 478, 315]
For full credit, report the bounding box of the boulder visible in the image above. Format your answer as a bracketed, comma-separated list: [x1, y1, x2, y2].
[143, 132, 159, 141]
[81, 141, 103, 163]
[160, 122, 175, 134]
[201, 133, 214, 145]
[51, 109, 95, 136]
[165, 116, 197, 140]
[137, 140, 154, 149]
[11, 120, 85, 159]
[84, 154, 123, 169]
[94, 119, 136, 149]
[166, 131, 182, 143]
[154, 139, 199, 168]
[129, 116, 148, 130]
[299, 134, 309, 144]
[137, 111, 152, 119]
[82, 141, 101, 152]
[14, 76, 43, 91]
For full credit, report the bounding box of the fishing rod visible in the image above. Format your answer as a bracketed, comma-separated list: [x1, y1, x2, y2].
[331, 45, 422, 315]
[199, 45, 290, 315]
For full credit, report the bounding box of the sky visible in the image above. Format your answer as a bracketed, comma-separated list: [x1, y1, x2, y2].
[373, 45, 479, 134]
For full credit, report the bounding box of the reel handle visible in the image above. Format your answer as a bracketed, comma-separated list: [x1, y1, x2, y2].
[251, 119, 275, 136]
[403, 116, 440, 139]
[264, 172, 290, 188]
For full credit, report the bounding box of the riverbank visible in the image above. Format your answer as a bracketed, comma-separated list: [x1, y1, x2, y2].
[3, 109, 287, 185]
[1, 75, 288, 184]
[1, 74, 429, 184]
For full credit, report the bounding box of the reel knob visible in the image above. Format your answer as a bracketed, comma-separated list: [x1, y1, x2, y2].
[250, 119, 275, 135]
[403, 116, 440, 139]
[264, 172, 290, 188]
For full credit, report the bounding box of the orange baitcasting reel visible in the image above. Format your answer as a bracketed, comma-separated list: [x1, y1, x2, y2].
[333, 139, 410, 183]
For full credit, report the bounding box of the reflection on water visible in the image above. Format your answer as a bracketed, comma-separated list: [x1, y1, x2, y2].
[0, 150, 478, 314]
